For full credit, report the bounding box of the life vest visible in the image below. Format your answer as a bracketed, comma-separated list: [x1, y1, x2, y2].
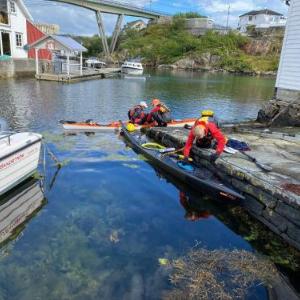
[198, 115, 219, 128]
[129, 105, 145, 121]
[158, 103, 170, 114]
[195, 118, 227, 146]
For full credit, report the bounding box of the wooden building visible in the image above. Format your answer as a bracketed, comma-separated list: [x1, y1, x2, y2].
[276, 0, 300, 101]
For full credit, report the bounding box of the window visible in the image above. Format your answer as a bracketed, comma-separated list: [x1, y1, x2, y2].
[249, 16, 253, 21]
[10, 1, 16, 13]
[15, 33, 22, 47]
[0, 1, 9, 24]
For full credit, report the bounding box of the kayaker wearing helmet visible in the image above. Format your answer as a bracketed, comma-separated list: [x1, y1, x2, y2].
[147, 99, 171, 127]
[183, 110, 226, 163]
[128, 101, 148, 125]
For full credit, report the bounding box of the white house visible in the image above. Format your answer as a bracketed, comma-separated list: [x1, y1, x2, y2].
[238, 9, 286, 32]
[276, 0, 300, 101]
[125, 20, 147, 31]
[0, 0, 33, 58]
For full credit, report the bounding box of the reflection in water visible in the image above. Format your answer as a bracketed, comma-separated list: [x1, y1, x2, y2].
[0, 178, 46, 247]
[179, 191, 211, 222]
[151, 168, 300, 290]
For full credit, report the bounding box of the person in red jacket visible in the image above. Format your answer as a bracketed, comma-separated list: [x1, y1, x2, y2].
[128, 101, 148, 124]
[183, 119, 226, 163]
[147, 98, 171, 127]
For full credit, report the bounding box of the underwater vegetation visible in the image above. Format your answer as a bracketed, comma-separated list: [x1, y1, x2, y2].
[164, 248, 280, 300]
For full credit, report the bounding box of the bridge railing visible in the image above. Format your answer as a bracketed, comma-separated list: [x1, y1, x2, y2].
[88, 0, 168, 16]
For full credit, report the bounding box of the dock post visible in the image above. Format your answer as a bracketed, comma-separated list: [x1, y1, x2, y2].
[67, 53, 70, 76]
[80, 51, 83, 75]
[35, 48, 39, 76]
[110, 14, 124, 54]
[0, 32, 3, 56]
[95, 11, 110, 57]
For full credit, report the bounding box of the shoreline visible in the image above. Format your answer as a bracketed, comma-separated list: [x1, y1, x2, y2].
[145, 124, 300, 251]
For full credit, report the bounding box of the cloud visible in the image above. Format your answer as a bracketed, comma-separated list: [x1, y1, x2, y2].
[25, 1, 143, 36]
[194, 0, 288, 27]
[25, 0, 289, 34]
[204, 0, 258, 13]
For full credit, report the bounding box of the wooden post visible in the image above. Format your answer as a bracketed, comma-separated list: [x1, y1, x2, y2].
[80, 51, 83, 75]
[0, 32, 3, 56]
[35, 48, 39, 75]
[67, 53, 70, 76]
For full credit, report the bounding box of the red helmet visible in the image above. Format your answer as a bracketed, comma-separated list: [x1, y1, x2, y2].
[151, 98, 161, 106]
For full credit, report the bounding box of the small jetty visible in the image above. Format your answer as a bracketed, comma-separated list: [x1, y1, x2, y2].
[146, 124, 300, 250]
[35, 68, 121, 83]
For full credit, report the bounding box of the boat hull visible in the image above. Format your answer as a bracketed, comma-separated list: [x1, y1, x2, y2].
[61, 118, 197, 131]
[0, 134, 42, 196]
[121, 67, 143, 75]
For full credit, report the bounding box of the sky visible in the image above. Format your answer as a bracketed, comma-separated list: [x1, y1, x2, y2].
[24, 0, 289, 36]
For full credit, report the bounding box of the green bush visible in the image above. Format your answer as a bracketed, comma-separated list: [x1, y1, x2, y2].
[78, 14, 280, 73]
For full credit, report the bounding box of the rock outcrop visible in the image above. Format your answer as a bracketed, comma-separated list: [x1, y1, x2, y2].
[172, 53, 221, 71]
[257, 99, 300, 127]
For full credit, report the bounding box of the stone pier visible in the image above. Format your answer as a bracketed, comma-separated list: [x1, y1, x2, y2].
[146, 125, 300, 250]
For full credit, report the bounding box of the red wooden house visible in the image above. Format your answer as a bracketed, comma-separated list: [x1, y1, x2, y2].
[27, 20, 52, 60]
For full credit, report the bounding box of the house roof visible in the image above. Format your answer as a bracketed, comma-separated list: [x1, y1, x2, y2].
[17, 0, 33, 21]
[126, 19, 146, 26]
[0, 0, 33, 20]
[239, 9, 283, 18]
[28, 35, 87, 52]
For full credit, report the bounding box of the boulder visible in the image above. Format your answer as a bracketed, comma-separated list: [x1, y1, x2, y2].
[257, 99, 300, 126]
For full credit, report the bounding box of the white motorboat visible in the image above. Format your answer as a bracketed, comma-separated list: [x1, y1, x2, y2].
[121, 61, 143, 75]
[0, 179, 45, 245]
[0, 126, 42, 196]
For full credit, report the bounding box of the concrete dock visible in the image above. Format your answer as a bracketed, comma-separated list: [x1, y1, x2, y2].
[146, 125, 300, 250]
[35, 68, 121, 83]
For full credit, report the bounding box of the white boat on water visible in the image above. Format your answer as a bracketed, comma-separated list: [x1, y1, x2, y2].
[0, 120, 42, 196]
[121, 61, 143, 75]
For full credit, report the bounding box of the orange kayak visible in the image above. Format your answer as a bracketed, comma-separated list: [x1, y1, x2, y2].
[60, 118, 197, 131]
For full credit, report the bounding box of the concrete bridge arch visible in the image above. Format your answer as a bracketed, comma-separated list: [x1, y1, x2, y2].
[48, 0, 165, 56]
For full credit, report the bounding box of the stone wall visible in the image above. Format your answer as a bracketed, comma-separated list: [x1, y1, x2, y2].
[146, 127, 300, 251]
[0, 58, 49, 79]
[0, 59, 15, 79]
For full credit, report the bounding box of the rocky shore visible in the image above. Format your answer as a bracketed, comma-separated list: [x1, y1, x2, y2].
[157, 55, 277, 76]
[257, 99, 300, 127]
[146, 125, 300, 250]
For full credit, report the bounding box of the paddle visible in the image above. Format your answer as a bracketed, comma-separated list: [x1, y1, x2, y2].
[238, 150, 272, 172]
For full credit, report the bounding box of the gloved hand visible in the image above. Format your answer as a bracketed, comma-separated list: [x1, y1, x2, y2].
[210, 153, 219, 163]
[183, 156, 190, 164]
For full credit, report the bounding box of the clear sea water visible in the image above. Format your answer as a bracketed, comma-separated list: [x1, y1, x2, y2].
[0, 71, 298, 299]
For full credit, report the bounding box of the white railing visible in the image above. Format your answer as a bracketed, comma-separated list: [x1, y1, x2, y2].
[0, 132, 15, 146]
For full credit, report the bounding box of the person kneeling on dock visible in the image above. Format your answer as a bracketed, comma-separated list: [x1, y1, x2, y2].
[183, 116, 226, 163]
[128, 101, 148, 125]
[147, 99, 171, 127]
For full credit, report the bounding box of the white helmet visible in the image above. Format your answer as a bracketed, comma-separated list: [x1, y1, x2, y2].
[140, 101, 148, 108]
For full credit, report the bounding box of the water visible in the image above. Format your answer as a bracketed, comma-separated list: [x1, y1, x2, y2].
[0, 71, 298, 299]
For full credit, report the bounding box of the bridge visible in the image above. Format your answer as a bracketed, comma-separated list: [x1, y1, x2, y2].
[48, 0, 166, 56]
